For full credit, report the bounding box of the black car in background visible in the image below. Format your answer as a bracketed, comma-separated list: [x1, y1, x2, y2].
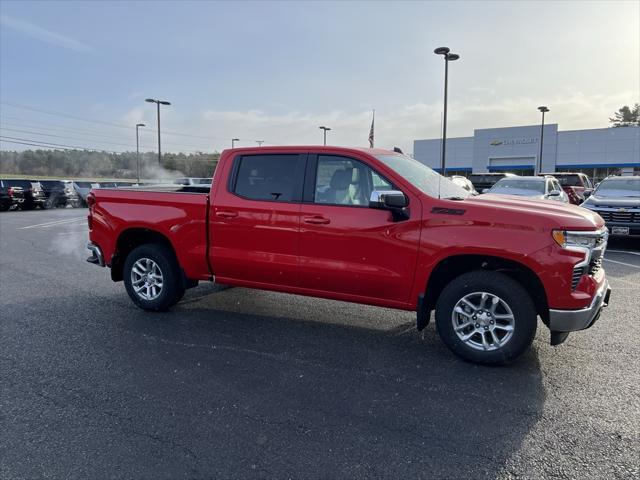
[38, 180, 68, 208]
[581, 176, 640, 237]
[3, 180, 46, 209]
[468, 172, 517, 192]
[0, 179, 25, 211]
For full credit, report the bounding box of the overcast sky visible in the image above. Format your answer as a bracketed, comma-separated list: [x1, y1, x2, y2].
[1, 0, 638, 154]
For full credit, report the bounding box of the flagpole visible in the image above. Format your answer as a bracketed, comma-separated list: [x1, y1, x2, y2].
[369, 109, 375, 148]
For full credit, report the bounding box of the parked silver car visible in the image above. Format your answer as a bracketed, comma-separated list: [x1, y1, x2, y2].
[488, 176, 569, 203]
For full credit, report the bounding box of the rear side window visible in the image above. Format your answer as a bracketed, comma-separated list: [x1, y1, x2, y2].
[233, 154, 302, 202]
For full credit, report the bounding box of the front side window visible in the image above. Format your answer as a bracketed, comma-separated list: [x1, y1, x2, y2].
[314, 155, 393, 206]
[233, 154, 300, 202]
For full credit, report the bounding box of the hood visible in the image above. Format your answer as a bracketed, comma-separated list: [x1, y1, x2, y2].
[461, 194, 604, 230]
[582, 195, 640, 208]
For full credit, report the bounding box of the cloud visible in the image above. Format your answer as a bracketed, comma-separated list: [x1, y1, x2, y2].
[194, 90, 634, 154]
[0, 15, 94, 53]
[110, 91, 636, 155]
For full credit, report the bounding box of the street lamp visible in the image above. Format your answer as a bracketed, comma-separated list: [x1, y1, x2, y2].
[135, 123, 145, 184]
[145, 98, 171, 165]
[319, 126, 331, 146]
[537, 106, 550, 175]
[232, 138, 240, 148]
[434, 47, 460, 174]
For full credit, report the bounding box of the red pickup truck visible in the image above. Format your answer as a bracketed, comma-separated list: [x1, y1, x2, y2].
[539, 172, 594, 204]
[87, 146, 611, 365]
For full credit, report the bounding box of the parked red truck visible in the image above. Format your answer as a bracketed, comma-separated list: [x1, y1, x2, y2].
[87, 147, 611, 364]
[538, 172, 594, 204]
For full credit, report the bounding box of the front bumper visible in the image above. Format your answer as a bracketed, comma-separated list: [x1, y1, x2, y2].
[549, 279, 611, 332]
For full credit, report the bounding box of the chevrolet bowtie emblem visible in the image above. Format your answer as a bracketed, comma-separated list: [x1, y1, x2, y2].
[618, 208, 627, 212]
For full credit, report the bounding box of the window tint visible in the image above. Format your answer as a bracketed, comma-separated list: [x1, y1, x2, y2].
[314, 155, 393, 206]
[234, 154, 300, 202]
[75, 182, 93, 188]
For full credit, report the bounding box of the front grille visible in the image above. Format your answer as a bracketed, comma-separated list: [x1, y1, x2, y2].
[594, 209, 640, 224]
[572, 266, 584, 290]
[589, 250, 603, 275]
[570, 229, 608, 290]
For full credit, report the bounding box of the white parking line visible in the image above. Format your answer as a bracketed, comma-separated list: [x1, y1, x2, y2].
[18, 216, 86, 229]
[603, 258, 640, 269]
[607, 250, 640, 257]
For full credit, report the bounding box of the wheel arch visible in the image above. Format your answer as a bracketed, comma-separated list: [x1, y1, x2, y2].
[418, 254, 549, 330]
[111, 227, 178, 282]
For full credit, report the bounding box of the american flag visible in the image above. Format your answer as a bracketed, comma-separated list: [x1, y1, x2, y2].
[368, 110, 375, 148]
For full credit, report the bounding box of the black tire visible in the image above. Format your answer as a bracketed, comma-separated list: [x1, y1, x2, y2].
[435, 270, 537, 365]
[123, 243, 185, 311]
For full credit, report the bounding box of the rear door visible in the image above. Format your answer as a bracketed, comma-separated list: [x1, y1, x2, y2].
[297, 153, 421, 305]
[209, 152, 306, 287]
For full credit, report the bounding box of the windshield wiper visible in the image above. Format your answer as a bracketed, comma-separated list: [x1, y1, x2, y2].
[444, 196, 467, 201]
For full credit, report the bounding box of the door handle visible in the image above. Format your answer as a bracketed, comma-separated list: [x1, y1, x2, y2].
[216, 210, 238, 219]
[303, 216, 330, 225]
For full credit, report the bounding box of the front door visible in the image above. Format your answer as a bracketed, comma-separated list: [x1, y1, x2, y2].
[209, 152, 306, 287]
[298, 154, 422, 305]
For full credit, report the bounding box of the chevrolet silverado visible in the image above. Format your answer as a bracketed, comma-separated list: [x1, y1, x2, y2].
[86, 146, 612, 364]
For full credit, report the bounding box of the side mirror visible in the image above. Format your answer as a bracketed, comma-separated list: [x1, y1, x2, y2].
[481, 188, 491, 194]
[583, 190, 592, 199]
[549, 190, 561, 197]
[370, 190, 409, 221]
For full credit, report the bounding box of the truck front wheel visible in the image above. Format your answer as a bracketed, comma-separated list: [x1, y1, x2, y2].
[123, 244, 185, 311]
[435, 270, 537, 365]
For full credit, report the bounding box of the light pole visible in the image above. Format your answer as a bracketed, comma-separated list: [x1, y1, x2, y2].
[232, 138, 240, 148]
[256, 140, 264, 147]
[145, 98, 171, 165]
[319, 126, 331, 146]
[537, 106, 549, 175]
[434, 47, 460, 174]
[135, 123, 145, 184]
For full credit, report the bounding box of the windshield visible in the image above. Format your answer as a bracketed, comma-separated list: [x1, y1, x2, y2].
[374, 154, 471, 199]
[490, 179, 545, 195]
[594, 179, 640, 197]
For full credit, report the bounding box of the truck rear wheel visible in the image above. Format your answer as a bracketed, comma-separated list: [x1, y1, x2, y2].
[435, 270, 537, 365]
[123, 244, 185, 311]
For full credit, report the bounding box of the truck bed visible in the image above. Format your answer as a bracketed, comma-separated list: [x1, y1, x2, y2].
[89, 187, 211, 281]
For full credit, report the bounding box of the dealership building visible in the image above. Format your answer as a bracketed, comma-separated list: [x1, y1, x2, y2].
[413, 124, 640, 180]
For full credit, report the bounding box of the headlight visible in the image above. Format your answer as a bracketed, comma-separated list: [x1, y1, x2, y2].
[552, 230, 598, 249]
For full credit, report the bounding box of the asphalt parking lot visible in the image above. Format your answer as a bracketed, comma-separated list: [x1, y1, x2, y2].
[1, 208, 639, 479]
